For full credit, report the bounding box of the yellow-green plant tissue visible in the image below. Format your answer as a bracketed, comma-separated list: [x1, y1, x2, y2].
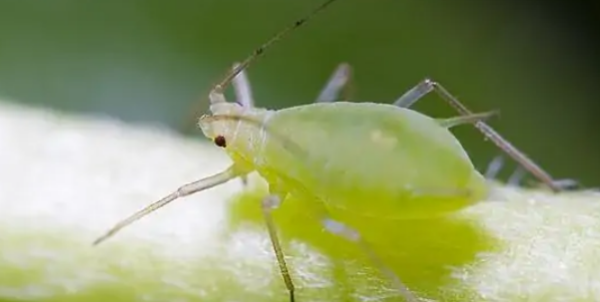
[0, 100, 599, 302]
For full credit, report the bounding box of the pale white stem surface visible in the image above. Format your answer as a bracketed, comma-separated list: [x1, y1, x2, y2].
[0, 100, 599, 302]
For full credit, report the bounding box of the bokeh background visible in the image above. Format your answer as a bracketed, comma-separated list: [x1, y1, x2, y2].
[0, 0, 598, 185]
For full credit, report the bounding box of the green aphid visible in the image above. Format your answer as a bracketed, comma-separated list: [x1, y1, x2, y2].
[93, 0, 564, 301]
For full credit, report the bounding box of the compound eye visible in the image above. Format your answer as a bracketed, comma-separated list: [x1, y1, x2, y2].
[214, 135, 227, 148]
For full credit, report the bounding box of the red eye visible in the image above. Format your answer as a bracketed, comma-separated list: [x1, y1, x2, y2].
[214, 135, 227, 148]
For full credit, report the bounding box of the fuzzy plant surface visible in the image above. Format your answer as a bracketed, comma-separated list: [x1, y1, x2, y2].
[0, 100, 599, 302]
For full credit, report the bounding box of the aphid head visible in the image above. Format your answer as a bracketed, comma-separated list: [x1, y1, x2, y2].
[198, 102, 244, 141]
[210, 101, 244, 117]
[199, 111, 306, 163]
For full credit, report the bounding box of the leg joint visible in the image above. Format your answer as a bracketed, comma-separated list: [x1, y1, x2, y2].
[322, 218, 360, 242]
[262, 194, 282, 210]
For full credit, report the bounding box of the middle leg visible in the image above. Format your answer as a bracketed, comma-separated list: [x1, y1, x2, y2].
[314, 63, 354, 103]
[320, 216, 419, 302]
[261, 194, 296, 302]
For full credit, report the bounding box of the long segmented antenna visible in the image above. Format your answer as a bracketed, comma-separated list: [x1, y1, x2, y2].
[93, 166, 238, 246]
[211, 0, 341, 104]
[182, 0, 341, 132]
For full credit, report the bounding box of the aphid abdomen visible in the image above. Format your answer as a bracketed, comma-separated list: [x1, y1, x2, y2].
[253, 102, 488, 219]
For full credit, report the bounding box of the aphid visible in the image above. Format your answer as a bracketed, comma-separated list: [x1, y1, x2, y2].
[93, 0, 565, 301]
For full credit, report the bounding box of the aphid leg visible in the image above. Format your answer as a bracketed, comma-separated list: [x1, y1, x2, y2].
[232, 62, 255, 109]
[551, 179, 580, 190]
[393, 80, 433, 109]
[315, 63, 354, 103]
[483, 155, 582, 191]
[93, 165, 240, 246]
[484, 155, 580, 189]
[527, 177, 581, 190]
[320, 217, 419, 302]
[394, 78, 561, 192]
[484, 155, 505, 180]
[231, 62, 255, 186]
[261, 194, 296, 302]
[509, 168, 581, 190]
[507, 166, 527, 187]
[437, 111, 497, 128]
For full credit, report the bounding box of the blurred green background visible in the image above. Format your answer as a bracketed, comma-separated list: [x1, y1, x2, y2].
[0, 0, 598, 185]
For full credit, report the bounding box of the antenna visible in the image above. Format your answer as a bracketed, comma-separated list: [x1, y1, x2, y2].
[211, 0, 341, 100]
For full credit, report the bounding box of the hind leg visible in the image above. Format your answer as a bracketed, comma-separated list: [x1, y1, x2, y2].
[393, 78, 561, 192]
[484, 155, 580, 190]
[229, 62, 256, 185]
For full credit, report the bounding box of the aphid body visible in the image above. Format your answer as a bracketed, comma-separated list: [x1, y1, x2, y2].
[201, 101, 489, 220]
